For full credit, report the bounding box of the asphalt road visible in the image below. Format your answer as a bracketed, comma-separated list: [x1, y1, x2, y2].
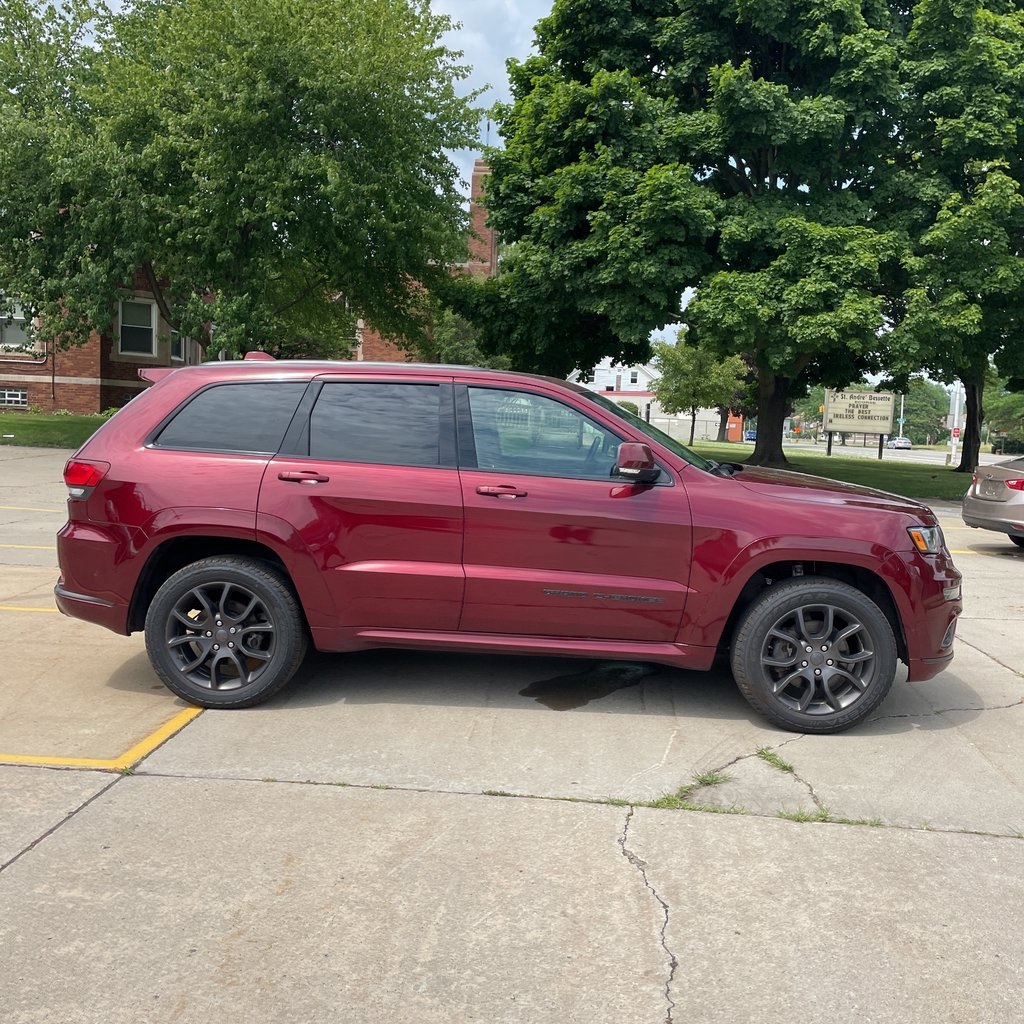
[1, 446, 1022, 1024]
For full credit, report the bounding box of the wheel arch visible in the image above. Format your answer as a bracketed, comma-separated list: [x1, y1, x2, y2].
[718, 560, 908, 665]
[128, 537, 308, 634]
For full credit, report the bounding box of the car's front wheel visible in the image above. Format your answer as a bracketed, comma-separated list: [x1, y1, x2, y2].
[144, 557, 308, 708]
[730, 578, 897, 734]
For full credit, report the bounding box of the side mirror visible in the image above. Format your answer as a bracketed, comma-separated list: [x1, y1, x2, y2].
[615, 442, 661, 484]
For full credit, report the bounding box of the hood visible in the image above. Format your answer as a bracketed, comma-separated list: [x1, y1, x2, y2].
[734, 465, 934, 521]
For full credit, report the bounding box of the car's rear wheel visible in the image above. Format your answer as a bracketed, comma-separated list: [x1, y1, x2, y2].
[145, 557, 307, 708]
[1010, 536, 1024, 549]
[730, 578, 897, 734]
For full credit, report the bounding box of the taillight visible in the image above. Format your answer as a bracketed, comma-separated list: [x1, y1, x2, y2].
[64, 459, 109, 499]
[1006, 479, 1024, 492]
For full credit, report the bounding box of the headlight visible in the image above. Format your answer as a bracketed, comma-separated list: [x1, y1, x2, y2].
[907, 525, 944, 554]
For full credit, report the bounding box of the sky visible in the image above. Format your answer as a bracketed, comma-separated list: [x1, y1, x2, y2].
[430, 0, 552, 191]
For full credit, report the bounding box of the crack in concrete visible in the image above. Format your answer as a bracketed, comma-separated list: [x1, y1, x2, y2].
[869, 698, 1024, 723]
[0, 773, 122, 874]
[618, 806, 678, 1024]
[956, 637, 1024, 679]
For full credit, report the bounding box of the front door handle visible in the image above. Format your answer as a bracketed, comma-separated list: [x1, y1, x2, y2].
[476, 484, 528, 499]
[278, 471, 330, 484]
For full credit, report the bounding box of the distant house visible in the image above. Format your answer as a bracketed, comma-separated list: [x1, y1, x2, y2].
[569, 357, 743, 442]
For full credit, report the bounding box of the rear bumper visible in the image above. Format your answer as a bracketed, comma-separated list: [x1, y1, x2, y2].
[962, 509, 1024, 538]
[54, 580, 129, 634]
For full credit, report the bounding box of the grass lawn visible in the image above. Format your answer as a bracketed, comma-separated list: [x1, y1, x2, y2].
[692, 441, 971, 503]
[0, 413, 110, 449]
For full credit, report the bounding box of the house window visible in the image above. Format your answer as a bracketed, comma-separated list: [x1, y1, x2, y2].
[630, 370, 639, 385]
[170, 331, 185, 361]
[0, 305, 32, 350]
[119, 299, 156, 356]
[0, 388, 28, 407]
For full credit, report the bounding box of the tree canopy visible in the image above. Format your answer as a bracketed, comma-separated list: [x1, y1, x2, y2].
[650, 335, 746, 445]
[452, 0, 1024, 471]
[0, 0, 481, 356]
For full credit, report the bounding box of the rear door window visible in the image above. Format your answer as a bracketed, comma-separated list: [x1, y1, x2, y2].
[308, 382, 447, 467]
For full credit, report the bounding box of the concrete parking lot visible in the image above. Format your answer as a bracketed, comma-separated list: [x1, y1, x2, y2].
[1, 444, 1022, 1023]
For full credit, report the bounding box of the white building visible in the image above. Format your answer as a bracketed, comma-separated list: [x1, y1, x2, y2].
[569, 357, 740, 442]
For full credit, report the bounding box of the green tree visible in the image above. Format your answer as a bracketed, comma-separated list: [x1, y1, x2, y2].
[0, 0, 480, 357]
[408, 300, 512, 369]
[455, 0, 908, 467]
[888, 0, 1024, 472]
[651, 336, 746, 445]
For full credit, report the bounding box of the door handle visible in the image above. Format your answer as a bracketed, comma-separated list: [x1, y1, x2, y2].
[476, 484, 528, 499]
[278, 471, 330, 484]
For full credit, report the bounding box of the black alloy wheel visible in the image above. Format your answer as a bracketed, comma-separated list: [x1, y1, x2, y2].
[731, 578, 897, 734]
[145, 557, 307, 708]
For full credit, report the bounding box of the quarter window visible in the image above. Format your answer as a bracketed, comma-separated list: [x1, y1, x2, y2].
[154, 382, 307, 453]
[119, 299, 156, 356]
[309, 382, 443, 466]
[467, 387, 621, 479]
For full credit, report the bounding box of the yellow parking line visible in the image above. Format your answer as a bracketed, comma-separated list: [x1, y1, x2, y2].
[0, 605, 58, 613]
[0, 707, 203, 771]
[0, 505, 62, 513]
[0, 544, 56, 550]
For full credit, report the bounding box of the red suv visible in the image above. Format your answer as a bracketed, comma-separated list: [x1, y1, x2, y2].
[56, 357, 961, 733]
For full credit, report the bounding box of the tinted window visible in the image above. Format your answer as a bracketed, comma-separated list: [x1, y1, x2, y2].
[309, 383, 441, 466]
[155, 382, 306, 453]
[468, 387, 621, 479]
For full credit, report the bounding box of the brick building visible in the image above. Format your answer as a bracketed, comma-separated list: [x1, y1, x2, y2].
[0, 269, 201, 415]
[1, 161, 497, 412]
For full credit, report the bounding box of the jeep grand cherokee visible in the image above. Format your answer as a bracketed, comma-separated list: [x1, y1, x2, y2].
[55, 356, 962, 733]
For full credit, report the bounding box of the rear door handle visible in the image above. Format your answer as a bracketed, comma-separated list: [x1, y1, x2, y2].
[278, 471, 330, 484]
[476, 485, 528, 499]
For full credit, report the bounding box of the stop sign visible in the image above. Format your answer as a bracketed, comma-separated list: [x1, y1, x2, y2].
[952, 427, 961, 438]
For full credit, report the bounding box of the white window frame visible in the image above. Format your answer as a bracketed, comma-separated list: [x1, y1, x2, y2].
[0, 387, 28, 407]
[170, 330, 185, 362]
[118, 298, 157, 357]
[0, 304, 34, 351]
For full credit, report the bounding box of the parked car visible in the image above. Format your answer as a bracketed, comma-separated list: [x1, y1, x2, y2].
[886, 436, 912, 450]
[744, 430, 757, 441]
[962, 457, 1024, 549]
[56, 356, 962, 734]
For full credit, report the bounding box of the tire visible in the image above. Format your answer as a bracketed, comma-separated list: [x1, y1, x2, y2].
[1010, 536, 1024, 549]
[730, 578, 898, 734]
[145, 557, 308, 709]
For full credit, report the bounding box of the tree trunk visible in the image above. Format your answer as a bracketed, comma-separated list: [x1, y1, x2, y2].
[716, 406, 729, 442]
[689, 408, 697, 446]
[747, 370, 792, 467]
[956, 378, 984, 473]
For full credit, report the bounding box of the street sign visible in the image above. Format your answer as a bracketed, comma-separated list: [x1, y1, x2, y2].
[952, 427, 961, 439]
[823, 390, 896, 435]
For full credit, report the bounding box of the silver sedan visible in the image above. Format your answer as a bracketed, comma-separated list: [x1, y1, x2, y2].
[962, 457, 1024, 548]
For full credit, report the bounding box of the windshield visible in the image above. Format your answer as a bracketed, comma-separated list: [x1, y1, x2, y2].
[580, 391, 717, 472]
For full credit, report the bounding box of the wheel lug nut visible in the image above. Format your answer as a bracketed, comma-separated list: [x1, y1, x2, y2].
[821, 645, 828, 651]
[206, 631, 212, 637]
[213, 644, 220, 651]
[827, 659, 834, 666]
[814, 669, 821, 675]
[801, 661, 808, 667]
[229, 627, 236, 634]
[228, 642, 234, 649]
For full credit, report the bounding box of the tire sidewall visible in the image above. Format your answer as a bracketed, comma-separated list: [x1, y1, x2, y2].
[145, 557, 307, 709]
[731, 578, 898, 734]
